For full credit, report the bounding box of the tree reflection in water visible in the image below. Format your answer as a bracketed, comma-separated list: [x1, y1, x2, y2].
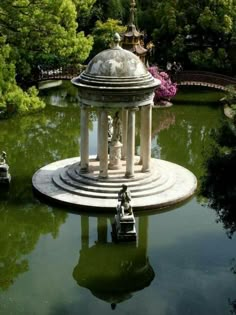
[0, 203, 67, 290]
[229, 259, 236, 314]
[0, 82, 100, 294]
[199, 119, 236, 238]
[199, 119, 236, 313]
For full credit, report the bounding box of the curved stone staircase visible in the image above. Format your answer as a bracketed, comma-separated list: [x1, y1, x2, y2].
[32, 156, 197, 211]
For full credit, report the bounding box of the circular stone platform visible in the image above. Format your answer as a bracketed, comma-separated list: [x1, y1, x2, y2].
[32, 156, 197, 211]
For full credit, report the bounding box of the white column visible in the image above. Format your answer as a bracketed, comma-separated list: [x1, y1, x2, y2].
[139, 107, 144, 165]
[96, 110, 102, 160]
[99, 109, 108, 178]
[121, 108, 128, 160]
[80, 105, 89, 173]
[142, 104, 152, 172]
[125, 108, 136, 178]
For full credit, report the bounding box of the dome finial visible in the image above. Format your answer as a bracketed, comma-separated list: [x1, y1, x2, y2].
[113, 33, 121, 49]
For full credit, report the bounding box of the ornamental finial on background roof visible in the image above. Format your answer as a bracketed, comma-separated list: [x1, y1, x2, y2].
[129, 0, 136, 25]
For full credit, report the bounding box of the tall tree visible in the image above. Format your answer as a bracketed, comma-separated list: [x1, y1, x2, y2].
[91, 18, 126, 56]
[77, 0, 130, 35]
[137, 0, 236, 71]
[0, 36, 45, 115]
[0, 0, 93, 79]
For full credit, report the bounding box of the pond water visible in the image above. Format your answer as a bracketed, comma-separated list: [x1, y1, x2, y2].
[0, 82, 235, 315]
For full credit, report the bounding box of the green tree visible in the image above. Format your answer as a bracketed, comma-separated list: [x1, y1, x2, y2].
[92, 0, 127, 21]
[73, 0, 96, 11]
[0, 0, 93, 79]
[91, 18, 126, 56]
[77, 0, 129, 38]
[0, 36, 45, 116]
[137, 0, 236, 71]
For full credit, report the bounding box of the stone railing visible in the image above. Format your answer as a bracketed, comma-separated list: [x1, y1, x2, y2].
[34, 64, 86, 81]
[175, 71, 236, 90]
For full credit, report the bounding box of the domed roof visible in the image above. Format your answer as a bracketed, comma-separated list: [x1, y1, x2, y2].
[71, 37, 160, 108]
[85, 46, 147, 78]
[72, 40, 159, 89]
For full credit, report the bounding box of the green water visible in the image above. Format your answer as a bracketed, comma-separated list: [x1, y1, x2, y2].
[0, 82, 235, 315]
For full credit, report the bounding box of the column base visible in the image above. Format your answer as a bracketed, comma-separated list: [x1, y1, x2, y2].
[99, 174, 108, 179]
[99, 169, 108, 179]
[142, 167, 151, 173]
[125, 172, 135, 178]
[79, 165, 89, 174]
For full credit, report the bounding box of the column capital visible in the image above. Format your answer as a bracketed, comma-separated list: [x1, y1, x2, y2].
[142, 104, 153, 109]
[124, 106, 139, 111]
[80, 104, 88, 110]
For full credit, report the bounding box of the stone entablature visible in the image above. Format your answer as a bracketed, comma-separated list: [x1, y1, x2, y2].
[74, 89, 154, 108]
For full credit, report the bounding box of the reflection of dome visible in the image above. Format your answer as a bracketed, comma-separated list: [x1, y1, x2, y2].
[73, 243, 155, 305]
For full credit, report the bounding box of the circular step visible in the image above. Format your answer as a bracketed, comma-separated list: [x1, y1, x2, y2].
[32, 156, 197, 211]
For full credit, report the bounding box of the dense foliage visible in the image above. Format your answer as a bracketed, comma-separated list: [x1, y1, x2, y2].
[91, 18, 126, 57]
[90, 0, 236, 72]
[0, 0, 94, 116]
[1, 0, 236, 116]
[137, 0, 236, 72]
[0, 36, 45, 116]
[0, 0, 93, 77]
[77, 0, 129, 33]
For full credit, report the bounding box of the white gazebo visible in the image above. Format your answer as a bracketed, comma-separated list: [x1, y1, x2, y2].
[72, 34, 158, 178]
[32, 35, 197, 211]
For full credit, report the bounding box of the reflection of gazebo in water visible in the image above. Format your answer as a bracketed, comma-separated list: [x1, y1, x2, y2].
[73, 215, 154, 307]
[32, 34, 197, 211]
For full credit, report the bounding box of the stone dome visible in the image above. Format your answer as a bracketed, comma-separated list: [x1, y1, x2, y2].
[74, 45, 158, 89]
[71, 42, 160, 107]
[86, 46, 147, 78]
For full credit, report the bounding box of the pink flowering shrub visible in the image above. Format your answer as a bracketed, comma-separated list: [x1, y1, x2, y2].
[148, 66, 177, 104]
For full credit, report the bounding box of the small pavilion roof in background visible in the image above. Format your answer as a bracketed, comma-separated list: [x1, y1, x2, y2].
[122, 0, 147, 62]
